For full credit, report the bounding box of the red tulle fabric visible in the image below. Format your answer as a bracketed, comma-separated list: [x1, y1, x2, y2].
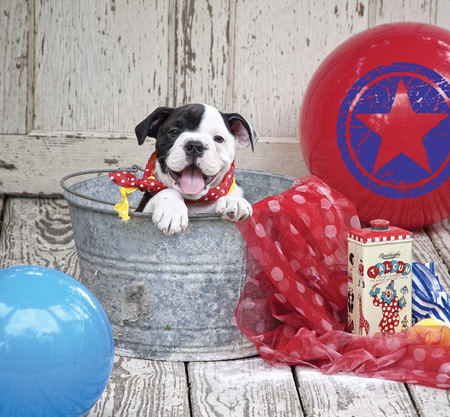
[233, 176, 450, 389]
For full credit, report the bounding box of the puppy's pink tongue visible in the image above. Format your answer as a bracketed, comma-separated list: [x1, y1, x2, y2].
[180, 165, 205, 195]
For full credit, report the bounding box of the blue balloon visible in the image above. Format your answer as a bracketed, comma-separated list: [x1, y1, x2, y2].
[0, 265, 114, 417]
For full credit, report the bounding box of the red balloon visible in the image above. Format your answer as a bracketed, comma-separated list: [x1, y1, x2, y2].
[300, 23, 450, 229]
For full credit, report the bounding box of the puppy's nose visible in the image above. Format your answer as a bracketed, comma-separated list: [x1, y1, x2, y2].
[185, 141, 205, 157]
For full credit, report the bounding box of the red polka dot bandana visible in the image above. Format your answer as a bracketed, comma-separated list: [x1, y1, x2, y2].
[234, 175, 450, 389]
[109, 152, 235, 220]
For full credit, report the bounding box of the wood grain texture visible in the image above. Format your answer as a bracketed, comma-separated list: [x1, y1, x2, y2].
[0, 0, 29, 134]
[172, 0, 232, 108]
[0, 195, 4, 232]
[436, 0, 450, 29]
[0, 197, 79, 277]
[412, 228, 450, 292]
[87, 356, 190, 417]
[295, 366, 418, 417]
[0, 134, 305, 196]
[188, 357, 304, 417]
[426, 220, 450, 268]
[34, 0, 171, 132]
[232, 0, 369, 138]
[368, 0, 436, 27]
[408, 383, 450, 417]
[0, 134, 150, 196]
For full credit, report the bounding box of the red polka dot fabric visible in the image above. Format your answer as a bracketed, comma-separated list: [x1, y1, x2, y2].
[234, 175, 450, 389]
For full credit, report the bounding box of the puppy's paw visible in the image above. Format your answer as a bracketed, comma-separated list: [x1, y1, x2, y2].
[146, 190, 189, 235]
[152, 203, 189, 235]
[215, 196, 253, 222]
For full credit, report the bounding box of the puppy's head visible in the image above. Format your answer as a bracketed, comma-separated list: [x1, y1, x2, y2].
[135, 104, 258, 200]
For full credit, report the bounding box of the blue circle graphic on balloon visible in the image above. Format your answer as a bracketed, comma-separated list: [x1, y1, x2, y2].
[337, 62, 450, 199]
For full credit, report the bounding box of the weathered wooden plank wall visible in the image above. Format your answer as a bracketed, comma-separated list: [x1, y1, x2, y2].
[0, 0, 30, 134]
[1, 0, 450, 195]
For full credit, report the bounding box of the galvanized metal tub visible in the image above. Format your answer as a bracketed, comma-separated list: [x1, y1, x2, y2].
[62, 168, 295, 361]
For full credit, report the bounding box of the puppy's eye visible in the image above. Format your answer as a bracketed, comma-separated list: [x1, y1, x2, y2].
[214, 135, 224, 143]
[168, 128, 180, 138]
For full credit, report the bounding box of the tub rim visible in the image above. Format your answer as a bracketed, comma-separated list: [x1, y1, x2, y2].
[61, 167, 296, 220]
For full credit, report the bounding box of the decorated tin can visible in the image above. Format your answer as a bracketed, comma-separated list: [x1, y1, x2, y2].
[347, 219, 413, 336]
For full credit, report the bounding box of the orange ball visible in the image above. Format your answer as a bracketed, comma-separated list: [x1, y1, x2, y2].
[410, 318, 450, 346]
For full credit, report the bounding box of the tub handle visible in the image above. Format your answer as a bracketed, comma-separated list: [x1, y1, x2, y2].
[60, 165, 142, 206]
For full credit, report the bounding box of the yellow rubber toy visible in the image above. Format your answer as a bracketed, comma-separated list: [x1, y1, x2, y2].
[410, 318, 450, 346]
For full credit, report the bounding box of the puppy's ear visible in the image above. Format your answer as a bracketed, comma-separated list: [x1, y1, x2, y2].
[226, 113, 259, 152]
[135, 107, 174, 145]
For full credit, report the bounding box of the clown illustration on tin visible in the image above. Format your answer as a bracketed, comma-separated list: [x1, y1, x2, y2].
[370, 280, 409, 334]
[347, 219, 413, 336]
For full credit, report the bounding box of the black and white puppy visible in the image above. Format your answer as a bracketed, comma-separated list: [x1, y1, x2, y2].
[134, 103, 258, 235]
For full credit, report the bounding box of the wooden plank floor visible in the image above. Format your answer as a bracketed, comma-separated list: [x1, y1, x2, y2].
[1, 196, 450, 416]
